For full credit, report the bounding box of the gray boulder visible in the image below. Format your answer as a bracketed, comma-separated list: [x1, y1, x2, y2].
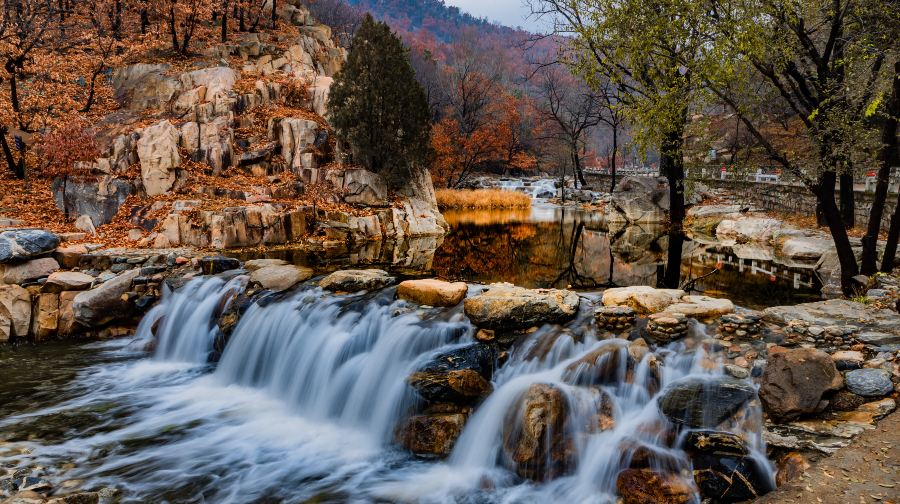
[844, 368, 894, 397]
[607, 176, 669, 223]
[0, 229, 60, 263]
[73, 269, 140, 327]
[112, 63, 180, 111]
[340, 168, 388, 206]
[658, 376, 756, 428]
[52, 175, 134, 226]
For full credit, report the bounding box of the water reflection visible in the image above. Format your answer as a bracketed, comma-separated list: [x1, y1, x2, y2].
[434, 204, 821, 309]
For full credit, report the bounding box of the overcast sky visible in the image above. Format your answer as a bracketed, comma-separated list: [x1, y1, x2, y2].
[444, 0, 543, 30]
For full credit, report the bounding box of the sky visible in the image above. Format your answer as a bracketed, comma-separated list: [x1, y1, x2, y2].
[444, 0, 543, 30]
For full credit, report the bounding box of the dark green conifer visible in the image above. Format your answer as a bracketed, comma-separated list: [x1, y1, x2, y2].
[328, 14, 431, 187]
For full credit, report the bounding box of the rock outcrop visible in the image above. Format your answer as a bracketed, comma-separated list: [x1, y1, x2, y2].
[137, 120, 181, 196]
[607, 177, 670, 223]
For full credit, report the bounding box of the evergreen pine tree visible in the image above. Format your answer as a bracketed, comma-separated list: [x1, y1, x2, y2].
[327, 14, 431, 186]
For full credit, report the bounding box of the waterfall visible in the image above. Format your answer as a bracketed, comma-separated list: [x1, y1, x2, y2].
[138, 274, 248, 363]
[214, 288, 469, 444]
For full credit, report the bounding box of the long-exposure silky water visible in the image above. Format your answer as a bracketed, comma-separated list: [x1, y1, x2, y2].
[0, 276, 775, 503]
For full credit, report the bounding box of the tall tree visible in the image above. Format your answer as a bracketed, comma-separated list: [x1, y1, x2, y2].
[328, 14, 432, 186]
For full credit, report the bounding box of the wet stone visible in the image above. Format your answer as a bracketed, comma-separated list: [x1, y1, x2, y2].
[647, 312, 688, 343]
[844, 368, 894, 397]
[595, 305, 636, 332]
[658, 376, 756, 428]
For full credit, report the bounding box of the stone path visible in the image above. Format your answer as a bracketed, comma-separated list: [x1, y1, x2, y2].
[758, 411, 900, 504]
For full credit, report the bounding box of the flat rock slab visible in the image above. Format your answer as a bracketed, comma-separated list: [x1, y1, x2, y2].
[244, 258, 289, 271]
[42, 271, 94, 293]
[319, 269, 395, 292]
[250, 264, 312, 292]
[663, 295, 734, 320]
[763, 300, 900, 336]
[0, 257, 60, 284]
[844, 369, 895, 397]
[463, 283, 579, 330]
[601, 286, 685, 314]
[398, 279, 467, 307]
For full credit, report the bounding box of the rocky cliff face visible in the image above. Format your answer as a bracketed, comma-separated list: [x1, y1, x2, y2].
[49, 0, 445, 249]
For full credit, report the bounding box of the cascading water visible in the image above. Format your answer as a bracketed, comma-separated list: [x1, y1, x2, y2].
[0, 276, 774, 503]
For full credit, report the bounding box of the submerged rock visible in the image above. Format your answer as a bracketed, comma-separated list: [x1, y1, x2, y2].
[0, 229, 60, 264]
[844, 368, 894, 397]
[616, 469, 694, 504]
[758, 347, 843, 421]
[408, 343, 496, 404]
[397, 279, 467, 307]
[397, 413, 467, 457]
[658, 376, 756, 428]
[463, 283, 579, 330]
[319, 269, 395, 292]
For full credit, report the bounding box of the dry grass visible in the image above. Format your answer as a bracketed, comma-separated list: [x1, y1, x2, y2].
[436, 189, 532, 210]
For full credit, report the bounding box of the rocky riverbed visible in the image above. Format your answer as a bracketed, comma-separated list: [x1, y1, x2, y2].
[1, 224, 898, 502]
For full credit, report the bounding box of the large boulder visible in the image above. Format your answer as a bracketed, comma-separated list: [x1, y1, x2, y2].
[716, 216, 783, 244]
[607, 176, 670, 223]
[616, 469, 695, 504]
[397, 279, 467, 307]
[340, 168, 388, 206]
[137, 120, 181, 196]
[0, 285, 31, 341]
[685, 432, 774, 502]
[407, 343, 495, 404]
[249, 264, 312, 292]
[52, 175, 134, 226]
[319, 269, 395, 292]
[763, 299, 900, 335]
[1, 257, 59, 284]
[658, 376, 756, 428]
[179, 67, 237, 102]
[72, 269, 139, 327]
[502, 383, 573, 480]
[774, 229, 833, 262]
[397, 413, 467, 457]
[180, 115, 234, 175]
[112, 63, 180, 111]
[463, 283, 579, 330]
[0, 229, 60, 263]
[843, 368, 894, 397]
[309, 76, 333, 116]
[198, 255, 242, 274]
[758, 347, 843, 421]
[602, 286, 685, 314]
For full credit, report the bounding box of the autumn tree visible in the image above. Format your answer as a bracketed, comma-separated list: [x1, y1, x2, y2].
[536, 65, 601, 190]
[705, 0, 899, 290]
[328, 14, 432, 186]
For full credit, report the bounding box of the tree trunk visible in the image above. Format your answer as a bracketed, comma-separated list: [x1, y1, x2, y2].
[0, 127, 24, 179]
[221, 0, 229, 42]
[573, 145, 586, 189]
[862, 162, 892, 274]
[840, 171, 855, 228]
[271, 0, 277, 29]
[168, 5, 180, 53]
[140, 8, 149, 34]
[609, 127, 618, 193]
[879, 64, 900, 272]
[817, 171, 860, 293]
[661, 231, 685, 289]
[660, 122, 686, 230]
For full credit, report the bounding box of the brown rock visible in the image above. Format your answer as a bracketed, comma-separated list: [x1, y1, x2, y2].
[775, 452, 810, 486]
[397, 279, 467, 307]
[57, 291, 79, 337]
[1, 257, 60, 284]
[759, 346, 844, 421]
[42, 271, 94, 293]
[397, 413, 467, 456]
[502, 383, 572, 480]
[54, 244, 88, 269]
[616, 469, 695, 504]
[33, 292, 59, 341]
[0, 284, 31, 341]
